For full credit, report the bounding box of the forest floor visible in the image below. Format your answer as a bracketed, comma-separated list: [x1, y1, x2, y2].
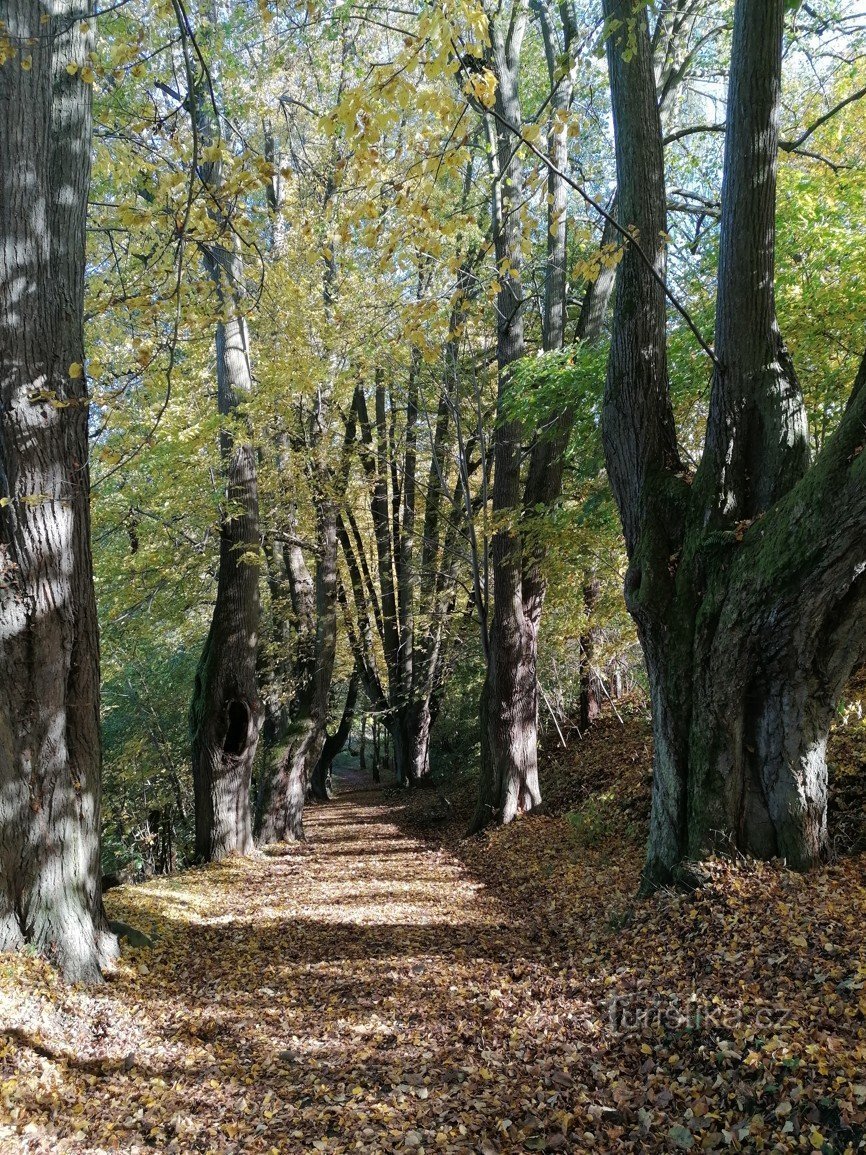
[1, 706, 865, 1154]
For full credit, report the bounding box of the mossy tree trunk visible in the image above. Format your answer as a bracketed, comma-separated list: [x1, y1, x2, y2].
[602, 0, 866, 889]
[0, 0, 118, 981]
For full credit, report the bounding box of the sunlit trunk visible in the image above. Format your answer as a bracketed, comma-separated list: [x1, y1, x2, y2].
[0, 0, 118, 980]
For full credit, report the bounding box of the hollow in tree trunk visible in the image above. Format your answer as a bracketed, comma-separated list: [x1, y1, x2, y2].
[188, 66, 263, 862]
[190, 444, 262, 860]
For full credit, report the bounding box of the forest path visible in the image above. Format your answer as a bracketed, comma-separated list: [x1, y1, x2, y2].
[1, 791, 601, 1155]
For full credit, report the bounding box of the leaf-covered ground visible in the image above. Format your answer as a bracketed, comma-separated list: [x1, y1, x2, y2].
[1, 712, 865, 1154]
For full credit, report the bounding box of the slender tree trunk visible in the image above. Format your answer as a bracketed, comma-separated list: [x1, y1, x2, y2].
[473, 2, 616, 831]
[578, 574, 602, 731]
[0, 0, 118, 981]
[602, 0, 866, 889]
[189, 85, 263, 860]
[310, 668, 359, 800]
[372, 721, 381, 783]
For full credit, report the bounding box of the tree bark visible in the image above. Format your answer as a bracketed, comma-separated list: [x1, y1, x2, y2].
[0, 0, 118, 981]
[602, 0, 866, 889]
[473, 3, 543, 832]
[256, 494, 338, 842]
[189, 72, 263, 863]
[473, 1, 616, 831]
[190, 443, 262, 860]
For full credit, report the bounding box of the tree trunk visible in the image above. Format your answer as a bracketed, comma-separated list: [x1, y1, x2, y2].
[578, 575, 602, 731]
[256, 496, 338, 841]
[0, 0, 118, 981]
[372, 721, 381, 783]
[391, 696, 435, 787]
[602, 0, 866, 889]
[190, 445, 262, 860]
[188, 61, 263, 862]
[310, 668, 359, 800]
[473, 5, 543, 832]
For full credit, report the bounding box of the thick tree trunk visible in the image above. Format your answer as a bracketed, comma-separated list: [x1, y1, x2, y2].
[602, 0, 866, 889]
[256, 496, 338, 841]
[391, 696, 435, 787]
[0, 0, 118, 981]
[190, 444, 262, 860]
[474, 6, 543, 832]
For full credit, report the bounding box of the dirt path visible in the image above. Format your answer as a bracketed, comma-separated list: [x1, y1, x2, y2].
[0, 793, 600, 1154]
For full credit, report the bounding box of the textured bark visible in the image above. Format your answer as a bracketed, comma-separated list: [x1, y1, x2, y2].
[190, 444, 262, 861]
[256, 497, 338, 842]
[602, 0, 866, 889]
[473, 3, 541, 832]
[392, 698, 435, 787]
[189, 66, 263, 862]
[473, 1, 616, 831]
[701, 0, 809, 524]
[0, 0, 118, 981]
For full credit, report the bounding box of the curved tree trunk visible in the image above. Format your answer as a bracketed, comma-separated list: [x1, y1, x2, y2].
[310, 668, 359, 800]
[602, 0, 866, 890]
[0, 0, 118, 981]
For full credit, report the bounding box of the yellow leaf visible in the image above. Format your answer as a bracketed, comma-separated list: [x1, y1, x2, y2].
[80, 65, 94, 83]
[68, 362, 83, 379]
[66, 61, 78, 75]
[20, 57, 32, 71]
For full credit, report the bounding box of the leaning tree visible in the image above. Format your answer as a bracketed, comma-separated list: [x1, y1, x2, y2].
[602, 0, 866, 888]
[0, 0, 118, 979]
